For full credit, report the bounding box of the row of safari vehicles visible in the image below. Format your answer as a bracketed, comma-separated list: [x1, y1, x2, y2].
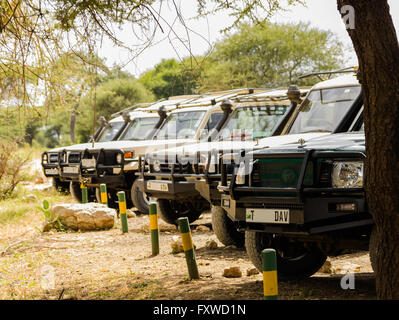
[42, 68, 375, 279]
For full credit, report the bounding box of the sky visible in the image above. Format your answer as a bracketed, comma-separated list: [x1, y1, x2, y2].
[97, 0, 399, 77]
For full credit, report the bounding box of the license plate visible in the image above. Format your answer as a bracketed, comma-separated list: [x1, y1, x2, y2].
[63, 166, 79, 174]
[45, 168, 58, 175]
[246, 208, 290, 224]
[82, 158, 96, 167]
[147, 181, 169, 192]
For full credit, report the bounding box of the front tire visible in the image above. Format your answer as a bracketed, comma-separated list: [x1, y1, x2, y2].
[131, 179, 150, 214]
[157, 199, 208, 225]
[52, 178, 70, 194]
[211, 205, 244, 247]
[245, 231, 327, 280]
[69, 181, 83, 202]
[95, 187, 120, 209]
[69, 182, 96, 203]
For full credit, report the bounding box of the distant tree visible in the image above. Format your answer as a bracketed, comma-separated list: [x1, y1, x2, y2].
[139, 59, 200, 99]
[199, 22, 345, 91]
[24, 117, 41, 147]
[76, 77, 154, 142]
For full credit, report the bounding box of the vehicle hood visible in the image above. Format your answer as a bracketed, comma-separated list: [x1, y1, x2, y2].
[151, 132, 331, 157]
[252, 132, 365, 156]
[47, 139, 196, 154]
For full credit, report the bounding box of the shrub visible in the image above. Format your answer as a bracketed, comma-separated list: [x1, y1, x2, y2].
[0, 141, 30, 200]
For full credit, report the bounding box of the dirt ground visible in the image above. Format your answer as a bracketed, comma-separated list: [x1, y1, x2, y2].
[0, 207, 376, 300]
[0, 160, 376, 299]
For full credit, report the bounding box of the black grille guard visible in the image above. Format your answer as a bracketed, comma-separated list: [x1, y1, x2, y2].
[219, 149, 366, 201]
[56, 148, 125, 177]
[137, 149, 231, 182]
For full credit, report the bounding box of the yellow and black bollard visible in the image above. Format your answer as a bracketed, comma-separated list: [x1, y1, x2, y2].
[100, 184, 108, 206]
[149, 202, 159, 255]
[177, 217, 199, 280]
[81, 183, 88, 204]
[117, 191, 128, 233]
[262, 248, 278, 300]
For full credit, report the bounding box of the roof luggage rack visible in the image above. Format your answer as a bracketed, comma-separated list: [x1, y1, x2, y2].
[298, 66, 359, 81]
[110, 102, 155, 118]
[176, 88, 265, 109]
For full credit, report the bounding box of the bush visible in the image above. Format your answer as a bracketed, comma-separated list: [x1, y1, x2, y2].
[0, 141, 30, 200]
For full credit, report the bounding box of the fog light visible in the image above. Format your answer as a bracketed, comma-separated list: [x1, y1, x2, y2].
[336, 203, 356, 212]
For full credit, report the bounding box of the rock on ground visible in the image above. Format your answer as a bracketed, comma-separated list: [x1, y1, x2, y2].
[46, 203, 116, 231]
[126, 209, 136, 219]
[205, 239, 218, 250]
[195, 225, 211, 232]
[171, 235, 184, 254]
[223, 267, 242, 278]
[246, 268, 259, 276]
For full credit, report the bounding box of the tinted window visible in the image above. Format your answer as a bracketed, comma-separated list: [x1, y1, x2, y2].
[97, 121, 125, 142]
[119, 117, 159, 140]
[219, 105, 289, 141]
[289, 86, 361, 134]
[154, 111, 206, 140]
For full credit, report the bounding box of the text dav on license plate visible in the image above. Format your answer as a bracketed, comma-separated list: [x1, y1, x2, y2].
[246, 208, 290, 224]
[147, 181, 168, 192]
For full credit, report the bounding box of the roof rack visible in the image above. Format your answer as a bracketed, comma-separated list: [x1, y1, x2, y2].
[135, 95, 206, 113]
[175, 88, 265, 109]
[234, 88, 310, 103]
[298, 66, 358, 81]
[110, 102, 156, 118]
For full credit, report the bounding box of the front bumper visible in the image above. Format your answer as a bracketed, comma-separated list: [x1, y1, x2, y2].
[218, 149, 373, 234]
[136, 154, 221, 201]
[45, 148, 131, 187]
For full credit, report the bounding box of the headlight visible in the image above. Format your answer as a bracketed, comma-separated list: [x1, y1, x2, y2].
[331, 161, 363, 188]
[116, 153, 122, 164]
[153, 159, 161, 172]
[235, 160, 254, 185]
[43, 153, 48, 164]
[235, 163, 246, 185]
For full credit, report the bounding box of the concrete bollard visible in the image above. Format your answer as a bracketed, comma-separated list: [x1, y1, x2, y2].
[149, 202, 159, 255]
[262, 248, 278, 300]
[81, 183, 88, 204]
[117, 191, 128, 233]
[177, 217, 199, 280]
[100, 184, 108, 206]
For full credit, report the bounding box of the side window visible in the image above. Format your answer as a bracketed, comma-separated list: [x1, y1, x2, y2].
[205, 113, 224, 131]
[200, 112, 224, 140]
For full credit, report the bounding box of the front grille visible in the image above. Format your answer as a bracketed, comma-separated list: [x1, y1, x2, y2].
[68, 153, 81, 163]
[84, 151, 120, 166]
[159, 162, 192, 174]
[49, 153, 58, 163]
[251, 158, 313, 188]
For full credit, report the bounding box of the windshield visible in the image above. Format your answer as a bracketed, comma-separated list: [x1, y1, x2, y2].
[154, 111, 206, 140]
[119, 117, 159, 140]
[218, 105, 289, 141]
[97, 121, 125, 142]
[288, 85, 361, 134]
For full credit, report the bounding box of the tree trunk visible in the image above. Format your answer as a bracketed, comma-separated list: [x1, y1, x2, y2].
[70, 110, 76, 143]
[337, 0, 399, 299]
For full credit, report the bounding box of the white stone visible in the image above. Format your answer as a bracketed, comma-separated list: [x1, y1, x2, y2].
[49, 203, 116, 231]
